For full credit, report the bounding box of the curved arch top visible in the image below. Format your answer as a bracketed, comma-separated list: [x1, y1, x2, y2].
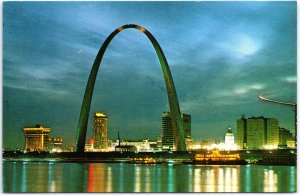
[74, 24, 186, 152]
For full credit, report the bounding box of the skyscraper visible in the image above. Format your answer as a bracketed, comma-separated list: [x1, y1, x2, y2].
[236, 116, 279, 149]
[182, 114, 192, 149]
[161, 112, 192, 150]
[266, 118, 280, 146]
[247, 117, 266, 149]
[161, 112, 174, 150]
[237, 115, 247, 149]
[93, 112, 108, 150]
[23, 124, 51, 151]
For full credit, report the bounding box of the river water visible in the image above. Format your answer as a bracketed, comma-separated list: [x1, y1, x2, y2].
[2, 161, 296, 192]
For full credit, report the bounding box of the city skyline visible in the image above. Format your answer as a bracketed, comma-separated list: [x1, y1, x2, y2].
[3, 2, 296, 149]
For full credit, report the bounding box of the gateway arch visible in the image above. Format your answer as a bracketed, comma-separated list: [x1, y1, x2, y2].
[74, 24, 186, 152]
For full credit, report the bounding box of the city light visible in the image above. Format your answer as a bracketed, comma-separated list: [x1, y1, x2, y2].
[262, 145, 278, 150]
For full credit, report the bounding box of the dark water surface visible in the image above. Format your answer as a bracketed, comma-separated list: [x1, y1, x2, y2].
[2, 161, 296, 192]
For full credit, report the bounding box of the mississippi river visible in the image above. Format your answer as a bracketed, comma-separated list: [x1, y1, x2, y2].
[2, 161, 296, 192]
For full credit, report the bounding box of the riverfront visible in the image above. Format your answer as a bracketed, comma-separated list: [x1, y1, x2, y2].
[3, 149, 297, 165]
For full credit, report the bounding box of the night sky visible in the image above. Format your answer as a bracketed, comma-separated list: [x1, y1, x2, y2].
[3, 1, 297, 149]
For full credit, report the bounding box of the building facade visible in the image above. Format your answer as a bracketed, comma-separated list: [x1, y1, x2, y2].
[182, 114, 192, 149]
[23, 125, 51, 151]
[93, 112, 108, 150]
[161, 112, 192, 150]
[161, 112, 174, 150]
[279, 127, 295, 148]
[48, 138, 63, 152]
[225, 126, 235, 146]
[236, 116, 279, 149]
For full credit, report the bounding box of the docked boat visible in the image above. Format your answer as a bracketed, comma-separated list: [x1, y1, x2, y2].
[129, 157, 163, 164]
[193, 149, 247, 165]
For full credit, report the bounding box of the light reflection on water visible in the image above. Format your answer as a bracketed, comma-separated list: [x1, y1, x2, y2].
[2, 162, 296, 193]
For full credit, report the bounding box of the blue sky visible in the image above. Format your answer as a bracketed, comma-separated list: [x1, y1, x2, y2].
[3, 1, 297, 149]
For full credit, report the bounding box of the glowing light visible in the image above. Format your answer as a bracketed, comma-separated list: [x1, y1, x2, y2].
[262, 145, 278, 150]
[95, 112, 106, 117]
[51, 148, 62, 153]
[192, 144, 201, 149]
[218, 143, 238, 151]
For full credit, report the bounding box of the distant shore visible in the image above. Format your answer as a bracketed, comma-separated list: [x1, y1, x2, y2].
[3, 149, 296, 166]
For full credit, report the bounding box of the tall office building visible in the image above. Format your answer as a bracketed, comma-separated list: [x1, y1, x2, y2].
[23, 124, 51, 151]
[93, 112, 108, 150]
[156, 133, 162, 148]
[247, 117, 266, 149]
[237, 115, 247, 149]
[161, 112, 174, 150]
[161, 112, 192, 150]
[266, 118, 280, 146]
[236, 116, 279, 149]
[182, 114, 192, 149]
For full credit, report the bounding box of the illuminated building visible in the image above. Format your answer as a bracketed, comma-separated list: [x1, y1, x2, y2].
[236, 116, 279, 149]
[114, 132, 137, 152]
[93, 112, 108, 150]
[161, 112, 174, 150]
[266, 118, 280, 147]
[279, 128, 295, 148]
[156, 133, 162, 148]
[48, 138, 63, 152]
[85, 138, 94, 152]
[237, 115, 247, 149]
[119, 140, 157, 152]
[182, 114, 192, 150]
[225, 126, 235, 145]
[23, 125, 51, 151]
[218, 126, 238, 151]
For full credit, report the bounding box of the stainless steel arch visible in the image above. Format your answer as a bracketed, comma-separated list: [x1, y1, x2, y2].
[74, 24, 186, 152]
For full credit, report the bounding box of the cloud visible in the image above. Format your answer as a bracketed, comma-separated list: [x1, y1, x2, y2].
[232, 84, 265, 95]
[3, 2, 297, 148]
[222, 33, 262, 59]
[282, 76, 297, 84]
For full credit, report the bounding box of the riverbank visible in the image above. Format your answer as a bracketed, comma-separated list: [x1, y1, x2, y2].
[3, 149, 296, 166]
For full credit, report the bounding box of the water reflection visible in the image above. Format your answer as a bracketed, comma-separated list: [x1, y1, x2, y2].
[192, 165, 240, 192]
[167, 164, 174, 192]
[3, 162, 296, 193]
[264, 169, 278, 192]
[244, 165, 251, 192]
[134, 165, 141, 192]
[87, 163, 113, 192]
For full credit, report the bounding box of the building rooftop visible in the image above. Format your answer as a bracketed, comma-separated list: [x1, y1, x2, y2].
[95, 112, 107, 117]
[23, 125, 51, 132]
